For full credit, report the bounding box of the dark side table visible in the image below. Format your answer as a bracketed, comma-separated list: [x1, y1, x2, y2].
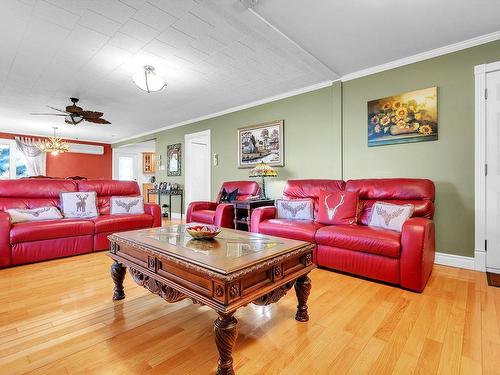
[233, 199, 275, 231]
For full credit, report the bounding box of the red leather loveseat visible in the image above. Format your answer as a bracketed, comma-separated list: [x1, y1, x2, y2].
[0, 179, 161, 268]
[251, 179, 435, 292]
[187, 181, 260, 228]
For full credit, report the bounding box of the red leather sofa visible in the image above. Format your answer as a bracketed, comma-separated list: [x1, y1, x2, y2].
[251, 179, 435, 292]
[0, 179, 161, 268]
[187, 181, 260, 228]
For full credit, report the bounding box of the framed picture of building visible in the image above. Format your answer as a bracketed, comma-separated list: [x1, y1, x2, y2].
[237, 120, 284, 168]
[367, 87, 438, 147]
[167, 143, 181, 176]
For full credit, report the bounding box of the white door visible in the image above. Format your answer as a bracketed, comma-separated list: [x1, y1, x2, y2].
[486, 70, 500, 272]
[114, 153, 139, 181]
[185, 130, 211, 209]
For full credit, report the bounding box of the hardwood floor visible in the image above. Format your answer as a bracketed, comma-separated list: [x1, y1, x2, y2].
[0, 248, 499, 374]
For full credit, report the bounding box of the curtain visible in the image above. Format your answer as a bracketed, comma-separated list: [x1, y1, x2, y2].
[15, 137, 46, 176]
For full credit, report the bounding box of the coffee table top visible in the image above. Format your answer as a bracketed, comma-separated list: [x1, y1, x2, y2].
[109, 224, 310, 275]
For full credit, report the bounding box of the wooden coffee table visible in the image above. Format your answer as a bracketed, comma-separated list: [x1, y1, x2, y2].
[108, 224, 315, 375]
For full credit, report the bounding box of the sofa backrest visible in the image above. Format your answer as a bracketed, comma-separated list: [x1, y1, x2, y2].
[283, 179, 345, 217]
[0, 179, 78, 211]
[345, 178, 435, 225]
[216, 181, 261, 203]
[77, 180, 141, 215]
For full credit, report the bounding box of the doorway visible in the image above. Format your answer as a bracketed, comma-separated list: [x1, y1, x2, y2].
[475, 61, 500, 273]
[185, 130, 211, 211]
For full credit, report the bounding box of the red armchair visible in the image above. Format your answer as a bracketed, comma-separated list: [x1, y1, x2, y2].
[0, 179, 161, 267]
[187, 181, 260, 228]
[251, 178, 435, 292]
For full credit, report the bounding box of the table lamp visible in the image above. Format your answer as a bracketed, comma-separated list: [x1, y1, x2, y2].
[249, 162, 278, 199]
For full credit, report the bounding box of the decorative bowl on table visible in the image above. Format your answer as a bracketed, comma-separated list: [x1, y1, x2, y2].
[186, 225, 221, 240]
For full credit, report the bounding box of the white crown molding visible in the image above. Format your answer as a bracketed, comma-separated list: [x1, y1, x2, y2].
[113, 80, 334, 144]
[341, 30, 500, 82]
[114, 30, 500, 145]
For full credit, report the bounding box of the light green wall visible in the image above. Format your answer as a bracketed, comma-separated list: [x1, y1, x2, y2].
[115, 84, 343, 213]
[343, 39, 500, 257]
[115, 39, 500, 257]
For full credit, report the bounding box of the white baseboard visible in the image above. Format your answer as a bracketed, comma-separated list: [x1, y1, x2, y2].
[434, 252, 476, 270]
[474, 250, 486, 272]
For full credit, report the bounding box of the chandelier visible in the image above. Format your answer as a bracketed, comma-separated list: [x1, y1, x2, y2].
[132, 65, 166, 93]
[37, 127, 70, 156]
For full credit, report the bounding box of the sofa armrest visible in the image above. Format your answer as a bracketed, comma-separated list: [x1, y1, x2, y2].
[250, 206, 277, 233]
[186, 201, 218, 223]
[214, 203, 235, 228]
[0, 212, 11, 268]
[400, 217, 435, 292]
[144, 203, 162, 228]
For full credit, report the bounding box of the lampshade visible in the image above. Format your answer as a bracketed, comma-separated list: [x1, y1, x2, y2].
[132, 65, 166, 93]
[249, 162, 278, 178]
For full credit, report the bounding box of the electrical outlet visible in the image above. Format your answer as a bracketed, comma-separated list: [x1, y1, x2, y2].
[213, 153, 218, 166]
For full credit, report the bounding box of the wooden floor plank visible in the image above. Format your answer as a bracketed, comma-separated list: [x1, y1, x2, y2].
[0, 251, 498, 375]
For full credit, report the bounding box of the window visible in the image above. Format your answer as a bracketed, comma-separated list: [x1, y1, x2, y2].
[0, 140, 28, 179]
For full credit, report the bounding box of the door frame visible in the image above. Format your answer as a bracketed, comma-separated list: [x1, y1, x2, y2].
[474, 61, 500, 272]
[112, 149, 139, 182]
[184, 129, 211, 212]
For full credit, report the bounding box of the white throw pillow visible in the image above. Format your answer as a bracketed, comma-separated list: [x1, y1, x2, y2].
[6, 206, 63, 224]
[276, 199, 314, 220]
[368, 202, 414, 232]
[60, 191, 98, 218]
[110, 196, 144, 215]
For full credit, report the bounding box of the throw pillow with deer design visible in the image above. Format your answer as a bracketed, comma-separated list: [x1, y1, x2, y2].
[60, 191, 98, 218]
[110, 196, 144, 215]
[276, 199, 314, 220]
[368, 202, 414, 232]
[317, 191, 359, 225]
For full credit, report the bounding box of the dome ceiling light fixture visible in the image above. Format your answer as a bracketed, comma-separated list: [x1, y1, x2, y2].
[132, 65, 167, 93]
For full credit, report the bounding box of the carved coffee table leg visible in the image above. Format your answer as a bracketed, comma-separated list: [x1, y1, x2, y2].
[214, 312, 238, 375]
[294, 274, 311, 322]
[111, 261, 126, 301]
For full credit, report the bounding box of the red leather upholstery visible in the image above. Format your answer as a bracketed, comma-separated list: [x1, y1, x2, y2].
[187, 181, 260, 228]
[400, 218, 435, 292]
[0, 212, 11, 268]
[283, 179, 344, 216]
[93, 214, 153, 234]
[251, 178, 436, 292]
[215, 181, 261, 203]
[12, 236, 94, 266]
[10, 219, 94, 243]
[317, 245, 400, 285]
[0, 179, 161, 268]
[258, 219, 324, 243]
[315, 225, 401, 258]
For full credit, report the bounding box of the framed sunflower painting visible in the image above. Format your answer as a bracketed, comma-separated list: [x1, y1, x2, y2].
[367, 87, 438, 147]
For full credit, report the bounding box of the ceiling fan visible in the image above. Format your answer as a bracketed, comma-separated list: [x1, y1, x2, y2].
[31, 97, 111, 125]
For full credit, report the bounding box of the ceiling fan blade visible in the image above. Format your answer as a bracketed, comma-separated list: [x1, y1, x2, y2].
[85, 117, 111, 124]
[81, 110, 103, 118]
[48, 106, 72, 114]
[30, 113, 67, 116]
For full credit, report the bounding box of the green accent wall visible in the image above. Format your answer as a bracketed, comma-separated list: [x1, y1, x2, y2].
[115, 39, 500, 257]
[115, 84, 343, 214]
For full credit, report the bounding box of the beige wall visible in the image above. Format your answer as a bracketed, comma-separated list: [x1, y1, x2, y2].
[115, 39, 500, 257]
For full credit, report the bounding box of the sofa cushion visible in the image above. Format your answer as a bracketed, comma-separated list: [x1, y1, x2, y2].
[315, 225, 401, 258]
[10, 219, 95, 243]
[276, 199, 314, 220]
[258, 219, 324, 243]
[317, 191, 359, 225]
[93, 214, 153, 234]
[190, 209, 216, 225]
